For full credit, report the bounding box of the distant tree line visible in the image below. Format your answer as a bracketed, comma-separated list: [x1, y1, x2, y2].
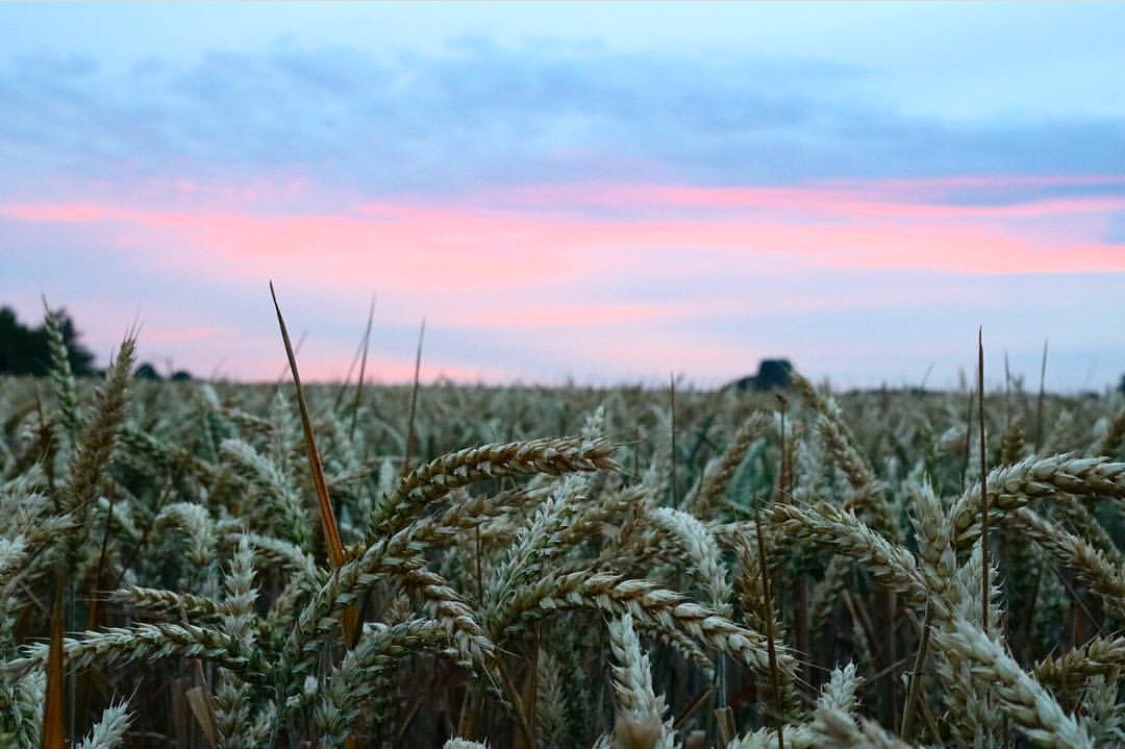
[0, 305, 192, 381]
[0, 305, 96, 376]
[133, 362, 193, 382]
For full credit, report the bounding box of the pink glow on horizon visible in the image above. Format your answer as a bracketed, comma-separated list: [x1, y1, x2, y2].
[49, 297, 524, 384]
[221, 351, 527, 385]
[3, 174, 1122, 315]
[142, 325, 222, 344]
[8, 171, 1119, 388]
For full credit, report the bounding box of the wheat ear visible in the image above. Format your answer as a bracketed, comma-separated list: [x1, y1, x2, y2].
[608, 614, 675, 748]
[41, 300, 80, 441]
[1034, 636, 1125, 689]
[950, 454, 1125, 550]
[109, 585, 227, 622]
[76, 699, 131, 749]
[281, 544, 492, 691]
[692, 411, 770, 519]
[646, 507, 732, 616]
[931, 615, 1091, 747]
[65, 336, 135, 517]
[730, 664, 865, 749]
[810, 707, 908, 748]
[493, 570, 785, 674]
[370, 436, 617, 537]
[773, 502, 928, 613]
[0, 536, 28, 586]
[534, 649, 566, 748]
[1006, 507, 1125, 621]
[6, 623, 265, 679]
[315, 619, 453, 747]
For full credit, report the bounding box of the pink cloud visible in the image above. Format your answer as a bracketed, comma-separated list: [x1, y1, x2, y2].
[824, 173, 1125, 192]
[492, 180, 1125, 221]
[453, 301, 701, 329]
[1, 203, 107, 223]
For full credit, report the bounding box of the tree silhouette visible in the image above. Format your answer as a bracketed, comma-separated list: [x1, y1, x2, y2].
[724, 358, 795, 392]
[0, 306, 97, 377]
[133, 362, 163, 381]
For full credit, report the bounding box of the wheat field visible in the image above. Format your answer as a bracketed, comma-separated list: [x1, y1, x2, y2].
[2, 319, 1125, 747]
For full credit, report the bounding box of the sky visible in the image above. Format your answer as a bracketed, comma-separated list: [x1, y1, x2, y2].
[1, 2, 1123, 391]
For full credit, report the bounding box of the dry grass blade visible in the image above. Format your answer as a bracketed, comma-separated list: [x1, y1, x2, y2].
[754, 504, 785, 748]
[402, 318, 426, 476]
[42, 577, 65, 748]
[1036, 338, 1048, 454]
[349, 294, 376, 442]
[185, 685, 219, 747]
[268, 282, 345, 571]
[899, 606, 931, 742]
[269, 282, 358, 654]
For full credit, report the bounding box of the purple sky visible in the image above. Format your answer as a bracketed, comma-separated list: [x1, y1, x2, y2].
[1, 3, 1123, 390]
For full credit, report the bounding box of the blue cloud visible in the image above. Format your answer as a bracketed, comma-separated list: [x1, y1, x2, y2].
[0, 38, 1122, 199]
[1107, 213, 1125, 244]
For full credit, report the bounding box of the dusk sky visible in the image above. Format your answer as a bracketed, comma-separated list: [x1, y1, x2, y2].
[2, 3, 1123, 390]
